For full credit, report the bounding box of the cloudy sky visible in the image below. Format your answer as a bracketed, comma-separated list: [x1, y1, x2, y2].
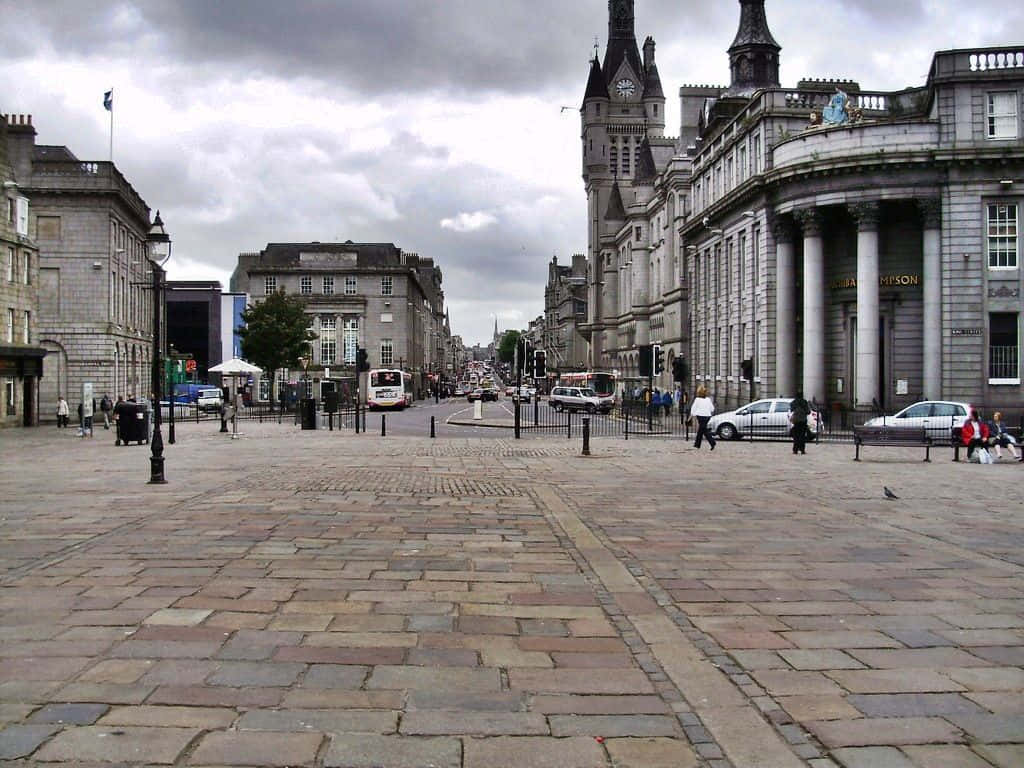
[3, 0, 1021, 345]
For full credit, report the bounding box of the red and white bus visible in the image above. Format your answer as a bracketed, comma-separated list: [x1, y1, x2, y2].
[558, 371, 617, 398]
[367, 369, 413, 410]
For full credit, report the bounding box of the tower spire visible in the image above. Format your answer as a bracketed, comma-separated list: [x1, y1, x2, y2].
[602, 0, 643, 88]
[726, 0, 781, 97]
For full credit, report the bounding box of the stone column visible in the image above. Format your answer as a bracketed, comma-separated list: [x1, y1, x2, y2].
[795, 208, 826, 403]
[850, 202, 881, 409]
[634, 248, 651, 347]
[773, 217, 797, 396]
[918, 199, 942, 400]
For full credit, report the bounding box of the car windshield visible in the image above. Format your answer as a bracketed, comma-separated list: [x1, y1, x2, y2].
[580, 388, 596, 397]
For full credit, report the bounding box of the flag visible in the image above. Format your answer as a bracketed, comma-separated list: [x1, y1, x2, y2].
[103, 90, 113, 112]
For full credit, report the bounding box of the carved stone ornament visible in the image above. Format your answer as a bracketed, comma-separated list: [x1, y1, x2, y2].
[989, 285, 1020, 299]
[793, 208, 824, 237]
[771, 216, 795, 243]
[848, 201, 881, 232]
[916, 199, 941, 229]
[808, 110, 822, 127]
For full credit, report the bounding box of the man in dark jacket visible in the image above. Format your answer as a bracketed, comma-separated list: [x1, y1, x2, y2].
[790, 392, 811, 455]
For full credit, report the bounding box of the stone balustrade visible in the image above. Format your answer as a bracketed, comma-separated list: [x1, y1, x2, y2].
[773, 121, 939, 171]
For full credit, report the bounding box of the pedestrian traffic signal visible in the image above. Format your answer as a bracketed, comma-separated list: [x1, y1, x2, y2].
[523, 350, 534, 377]
[534, 350, 546, 379]
[741, 358, 753, 381]
[356, 347, 370, 372]
[653, 344, 664, 375]
[672, 356, 688, 382]
[638, 344, 653, 377]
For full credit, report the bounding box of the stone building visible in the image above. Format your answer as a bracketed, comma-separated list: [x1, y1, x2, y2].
[581, 0, 1024, 413]
[543, 254, 589, 374]
[0, 116, 46, 428]
[5, 115, 157, 414]
[230, 242, 448, 400]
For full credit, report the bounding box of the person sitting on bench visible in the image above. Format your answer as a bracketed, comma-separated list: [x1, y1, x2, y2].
[961, 410, 991, 460]
[990, 411, 1021, 461]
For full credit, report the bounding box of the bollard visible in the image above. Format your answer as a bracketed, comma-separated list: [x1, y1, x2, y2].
[567, 410, 572, 440]
[430, 415, 436, 438]
[624, 407, 629, 441]
[582, 416, 591, 456]
[381, 413, 386, 437]
[329, 412, 334, 431]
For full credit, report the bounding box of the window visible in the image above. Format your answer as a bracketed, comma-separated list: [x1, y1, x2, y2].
[264, 276, 277, 295]
[622, 139, 631, 175]
[343, 317, 358, 363]
[987, 203, 1018, 268]
[380, 339, 394, 367]
[987, 92, 1018, 139]
[381, 276, 393, 296]
[323, 276, 335, 295]
[300, 275, 312, 295]
[23, 311, 29, 344]
[753, 228, 761, 286]
[15, 197, 28, 237]
[6, 247, 12, 282]
[989, 313, 1020, 383]
[610, 143, 618, 174]
[5, 308, 13, 342]
[753, 134, 762, 173]
[259, 377, 270, 402]
[21, 251, 29, 284]
[746, 401, 772, 415]
[320, 316, 337, 366]
[738, 232, 746, 291]
[6, 198, 13, 224]
[4, 379, 13, 416]
[345, 275, 357, 295]
[634, 226, 642, 242]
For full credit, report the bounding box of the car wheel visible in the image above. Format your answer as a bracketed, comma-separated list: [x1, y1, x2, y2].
[718, 423, 738, 441]
[586, 404, 596, 414]
[553, 402, 562, 412]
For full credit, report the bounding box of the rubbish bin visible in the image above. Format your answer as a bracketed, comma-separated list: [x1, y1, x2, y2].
[116, 403, 148, 445]
[300, 398, 318, 430]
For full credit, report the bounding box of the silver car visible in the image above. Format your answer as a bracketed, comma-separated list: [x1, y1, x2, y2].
[548, 386, 613, 414]
[863, 400, 973, 443]
[709, 398, 820, 440]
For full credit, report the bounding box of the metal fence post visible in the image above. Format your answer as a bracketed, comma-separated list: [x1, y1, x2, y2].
[430, 415, 436, 438]
[381, 414, 386, 437]
[582, 416, 591, 456]
[624, 406, 629, 441]
[514, 397, 521, 440]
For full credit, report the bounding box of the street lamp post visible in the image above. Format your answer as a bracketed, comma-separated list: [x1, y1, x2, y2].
[147, 212, 171, 485]
[167, 345, 176, 445]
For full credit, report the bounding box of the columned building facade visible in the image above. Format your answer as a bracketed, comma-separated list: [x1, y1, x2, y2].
[581, 0, 1023, 412]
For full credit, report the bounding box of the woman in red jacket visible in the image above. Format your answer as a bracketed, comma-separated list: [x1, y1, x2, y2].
[961, 410, 991, 460]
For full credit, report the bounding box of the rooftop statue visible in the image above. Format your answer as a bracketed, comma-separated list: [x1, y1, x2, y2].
[822, 90, 850, 124]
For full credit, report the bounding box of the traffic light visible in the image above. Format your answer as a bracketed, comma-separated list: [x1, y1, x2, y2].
[523, 349, 534, 377]
[653, 344, 664, 375]
[638, 344, 653, 377]
[673, 356, 689, 383]
[356, 347, 370, 373]
[534, 350, 546, 379]
[741, 358, 754, 381]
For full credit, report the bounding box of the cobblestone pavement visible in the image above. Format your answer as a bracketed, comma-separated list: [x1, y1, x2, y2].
[0, 422, 1022, 767]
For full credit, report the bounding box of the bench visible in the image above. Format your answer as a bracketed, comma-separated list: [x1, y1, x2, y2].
[853, 425, 931, 462]
[952, 425, 1024, 462]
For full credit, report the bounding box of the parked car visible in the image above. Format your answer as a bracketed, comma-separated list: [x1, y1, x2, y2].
[548, 386, 614, 414]
[482, 387, 499, 402]
[863, 400, 973, 443]
[708, 398, 820, 441]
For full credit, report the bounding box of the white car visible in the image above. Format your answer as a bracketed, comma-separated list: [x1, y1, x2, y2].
[709, 398, 820, 441]
[196, 388, 224, 413]
[863, 401, 973, 443]
[548, 386, 614, 414]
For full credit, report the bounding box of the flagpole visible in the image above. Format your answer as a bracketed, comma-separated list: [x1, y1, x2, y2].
[109, 87, 114, 163]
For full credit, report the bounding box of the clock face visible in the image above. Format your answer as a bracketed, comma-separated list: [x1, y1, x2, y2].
[616, 79, 636, 98]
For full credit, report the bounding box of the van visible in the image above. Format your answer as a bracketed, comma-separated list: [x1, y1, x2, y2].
[196, 388, 224, 412]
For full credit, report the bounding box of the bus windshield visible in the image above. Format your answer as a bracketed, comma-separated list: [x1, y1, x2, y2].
[591, 374, 614, 397]
[371, 371, 402, 387]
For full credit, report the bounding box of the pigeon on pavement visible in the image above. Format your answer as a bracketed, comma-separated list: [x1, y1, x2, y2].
[884, 486, 899, 500]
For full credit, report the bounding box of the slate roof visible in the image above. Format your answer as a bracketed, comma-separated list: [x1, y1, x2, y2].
[584, 58, 608, 101]
[643, 62, 665, 100]
[605, 183, 626, 221]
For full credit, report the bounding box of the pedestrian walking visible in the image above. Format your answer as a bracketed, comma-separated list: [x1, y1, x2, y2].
[691, 385, 716, 451]
[100, 393, 113, 430]
[790, 391, 811, 455]
[56, 396, 70, 428]
[662, 389, 672, 418]
[990, 412, 1021, 461]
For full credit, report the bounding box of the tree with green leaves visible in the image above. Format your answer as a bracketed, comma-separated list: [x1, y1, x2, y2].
[497, 330, 522, 365]
[237, 290, 317, 411]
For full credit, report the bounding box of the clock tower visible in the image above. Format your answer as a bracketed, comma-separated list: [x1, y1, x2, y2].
[579, 0, 666, 368]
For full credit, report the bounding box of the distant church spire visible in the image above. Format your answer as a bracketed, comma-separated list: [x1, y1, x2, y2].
[726, 0, 781, 97]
